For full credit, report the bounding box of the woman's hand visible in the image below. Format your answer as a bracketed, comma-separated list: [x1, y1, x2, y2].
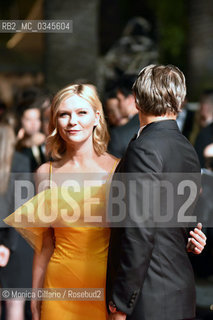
[187, 222, 207, 254]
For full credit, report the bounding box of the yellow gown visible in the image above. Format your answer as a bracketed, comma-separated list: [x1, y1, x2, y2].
[4, 161, 118, 320]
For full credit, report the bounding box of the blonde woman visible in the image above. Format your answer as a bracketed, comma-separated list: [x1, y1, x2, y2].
[5, 84, 205, 320]
[5, 84, 118, 320]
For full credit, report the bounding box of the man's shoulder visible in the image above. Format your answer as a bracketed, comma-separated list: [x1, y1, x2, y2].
[130, 124, 164, 149]
[127, 120, 198, 162]
[136, 120, 184, 144]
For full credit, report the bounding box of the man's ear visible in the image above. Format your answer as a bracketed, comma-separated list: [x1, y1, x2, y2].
[94, 111, 100, 126]
[135, 103, 140, 110]
[132, 92, 139, 110]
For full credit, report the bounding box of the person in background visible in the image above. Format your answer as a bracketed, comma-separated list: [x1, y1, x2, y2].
[40, 93, 52, 160]
[41, 100, 51, 138]
[16, 100, 46, 172]
[108, 75, 140, 158]
[203, 143, 213, 170]
[198, 89, 213, 128]
[0, 122, 33, 320]
[0, 100, 6, 121]
[194, 90, 213, 167]
[104, 90, 128, 127]
[190, 141, 213, 319]
[176, 98, 196, 140]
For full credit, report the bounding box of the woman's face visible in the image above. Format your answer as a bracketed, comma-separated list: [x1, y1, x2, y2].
[57, 94, 99, 145]
[22, 108, 41, 136]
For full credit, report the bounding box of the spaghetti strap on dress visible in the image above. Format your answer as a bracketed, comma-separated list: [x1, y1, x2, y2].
[49, 161, 53, 189]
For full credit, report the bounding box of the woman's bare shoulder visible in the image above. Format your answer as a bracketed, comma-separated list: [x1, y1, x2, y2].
[100, 152, 120, 171]
[104, 152, 120, 162]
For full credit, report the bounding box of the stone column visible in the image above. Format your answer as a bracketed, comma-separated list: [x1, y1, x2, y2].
[187, 0, 213, 99]
[44, 0, 99, 92]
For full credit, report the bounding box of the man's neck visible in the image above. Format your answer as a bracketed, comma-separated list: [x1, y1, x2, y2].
[138, 112, 177, 127]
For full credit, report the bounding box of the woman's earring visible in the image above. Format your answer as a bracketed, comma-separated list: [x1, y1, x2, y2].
[94, 113, 100, 127]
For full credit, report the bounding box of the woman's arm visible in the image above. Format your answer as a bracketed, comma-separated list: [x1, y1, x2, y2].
[31, 162, 54, 319]
[31, 227, 54, 320]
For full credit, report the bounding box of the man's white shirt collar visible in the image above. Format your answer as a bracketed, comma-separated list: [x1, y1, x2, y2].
[136, 125, 146, 138]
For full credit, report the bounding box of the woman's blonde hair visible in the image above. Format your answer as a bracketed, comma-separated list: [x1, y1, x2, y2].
[0, 123, 16, 194]
[46, 84, 109, 160]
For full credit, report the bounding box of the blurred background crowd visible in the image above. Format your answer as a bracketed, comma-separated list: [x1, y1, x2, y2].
[0, 0, 213, 319]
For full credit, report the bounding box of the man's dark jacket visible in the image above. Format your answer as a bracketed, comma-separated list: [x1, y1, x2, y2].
[107, 120, 201, 320]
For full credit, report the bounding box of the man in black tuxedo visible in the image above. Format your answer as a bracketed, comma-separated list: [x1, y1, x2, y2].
[106, 65, 204, 320]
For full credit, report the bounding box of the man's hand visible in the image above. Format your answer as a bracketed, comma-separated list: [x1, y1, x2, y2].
[187, 222, 206, 254]
[108, 312, 127, 320]
[0, 245, 10, 267]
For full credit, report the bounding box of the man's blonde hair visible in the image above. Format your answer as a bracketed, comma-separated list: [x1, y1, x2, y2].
[46, 84, 109, 160]
[132, 64, 186, 116]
